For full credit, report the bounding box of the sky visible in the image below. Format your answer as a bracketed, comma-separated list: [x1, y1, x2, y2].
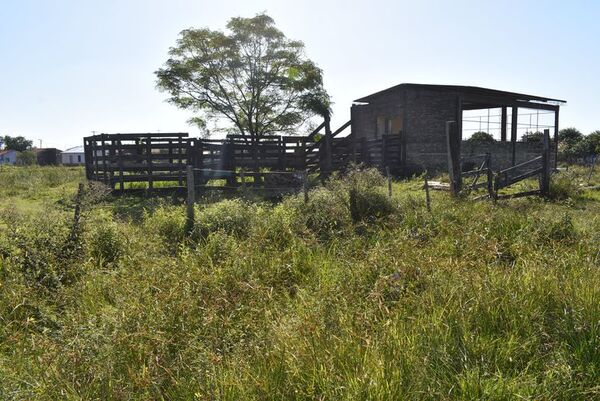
[1, 0, 599, 150]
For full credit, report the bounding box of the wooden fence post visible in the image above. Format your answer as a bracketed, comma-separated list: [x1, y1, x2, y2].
[186, 165, 195, 234]
[146, 136, 153, 196]
[386, 166, 392, 198]
[117, 140, 125, 193]
[324, 116, 333, 174]
[540, 129, 551, 197]
[303, 170, 309, 203]
[424, 174, 431, 212]
[485, 152, 495, 200]
[446, 121, 462, 196]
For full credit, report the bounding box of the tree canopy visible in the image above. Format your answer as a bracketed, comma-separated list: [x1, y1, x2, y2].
[3, 135, 33, 152]
[521, 131, 544, 143]
[467, 131, 495, 143]
[559, 127, 583, 147]
[156, 13, 330, 139]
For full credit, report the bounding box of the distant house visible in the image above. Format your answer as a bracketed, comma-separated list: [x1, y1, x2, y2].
[61, 146, 85, 165]
[34, 148, 61, 165]
[0, 149, 18, 165]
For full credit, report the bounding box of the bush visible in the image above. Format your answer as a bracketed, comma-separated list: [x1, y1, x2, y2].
[559, 127, 583, 147]
[16, 150, 37, 166]
[549, 171, 582, 200]
[0, 208, 80, 289]
[342, 168, 396, 223]
[301, 186, 352, 240]
[193, 199, 258, 239]
[467, 131, 495, 143]
[88, 220, 126, 265]
[143, 205, 186, 247]
[521, 131, 544, 143]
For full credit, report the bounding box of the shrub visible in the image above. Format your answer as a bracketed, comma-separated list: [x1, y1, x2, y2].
[549, 171, 582, 200]
[467, 131, 495, 143]
[88, 220, 126, 265]
[343, 167, 396, 223]
[143, 205, 186, 246]
[16, 150, 37, 165]
[0, 208, 79, 289]
[193, 199, 258, 239]
[521, 131, 544, 143]
[537, 213, 579, 243]
[301, 186, 352, 240]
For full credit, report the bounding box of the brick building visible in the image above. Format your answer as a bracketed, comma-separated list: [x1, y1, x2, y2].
[351, 84, 565, 174]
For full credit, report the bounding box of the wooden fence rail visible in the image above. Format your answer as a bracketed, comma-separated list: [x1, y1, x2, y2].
[84, 124, 403, 194]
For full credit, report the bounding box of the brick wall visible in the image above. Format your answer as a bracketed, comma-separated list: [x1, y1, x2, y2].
[461, 141, 555, 171]
[403, 88, 458, 174]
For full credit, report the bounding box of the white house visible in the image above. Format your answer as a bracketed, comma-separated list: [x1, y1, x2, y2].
[0, 149, 18, 165]
[61, 146, 85, 165]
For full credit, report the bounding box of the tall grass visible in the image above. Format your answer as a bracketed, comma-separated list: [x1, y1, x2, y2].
[0, 166, 599, 399]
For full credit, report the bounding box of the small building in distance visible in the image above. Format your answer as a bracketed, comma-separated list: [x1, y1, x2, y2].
[61, 146, 85, 165]
[0, 149, 18, 165]
[34, 148, 62, 165]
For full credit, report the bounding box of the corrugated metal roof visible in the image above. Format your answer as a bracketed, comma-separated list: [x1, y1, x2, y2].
[63, 146, 84, 153]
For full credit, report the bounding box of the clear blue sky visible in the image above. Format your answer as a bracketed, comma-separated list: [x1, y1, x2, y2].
[1, 0, 599, 149]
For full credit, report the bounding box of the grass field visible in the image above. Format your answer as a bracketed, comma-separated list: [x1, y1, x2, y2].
[0, 165, 599, 400]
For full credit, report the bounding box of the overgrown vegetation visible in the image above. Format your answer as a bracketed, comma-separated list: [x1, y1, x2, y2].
[0, 165, 599, 400]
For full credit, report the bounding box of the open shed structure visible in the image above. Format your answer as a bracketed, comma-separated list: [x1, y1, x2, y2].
[351, 83, 565, 175]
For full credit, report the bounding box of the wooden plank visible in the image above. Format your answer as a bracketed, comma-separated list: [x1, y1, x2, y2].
[146, 137, 153, 194]
[498, 156, 542, 174]
[511, 106, 518, 166]
[540, 129, 550, 196]
[501, 107, 507, 142]
[330, 120, 352, 138]
[186, 165, 195, 234]
[117, 140, 125, 192]
[446, 121, 461, 196]
[495, 190, 541, 200]
[554, 107, 559, 169]
[497, 168, 543, 189]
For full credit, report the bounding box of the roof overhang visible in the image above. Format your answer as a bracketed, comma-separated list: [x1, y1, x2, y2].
[354, 83, 566, 108]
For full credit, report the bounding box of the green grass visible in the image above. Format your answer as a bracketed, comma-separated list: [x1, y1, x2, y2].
[0, 165, 599, 400]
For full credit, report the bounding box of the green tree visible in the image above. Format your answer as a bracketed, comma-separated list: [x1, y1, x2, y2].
[3, 135, 33, 152]
[521, 131, 544, 143]
[156, 13, 330, 140]
[559, 127, 583, 147]
[565, 131, 600, 159]
[467, 131, 495, 143]
[17, 150, 37, 165]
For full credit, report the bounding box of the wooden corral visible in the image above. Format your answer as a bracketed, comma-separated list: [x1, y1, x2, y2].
[83, 121, 403, 194]
[84, 83, 563, 200]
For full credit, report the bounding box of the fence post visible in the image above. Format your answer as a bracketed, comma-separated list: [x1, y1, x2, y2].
[386, 166, 392, 198]
[186, 165, 195, 234]
[446, 121, 462, 196]
[424, 174, 431, 212]
[303, 170, 309, 203]
[485, 152, 495, 200]
[382, 135, 388, 171]
[240, 168, 246, 190]
[324, 116, 333, 175]
[540, 129, 551, 197]
[146, 136, 153, 196]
